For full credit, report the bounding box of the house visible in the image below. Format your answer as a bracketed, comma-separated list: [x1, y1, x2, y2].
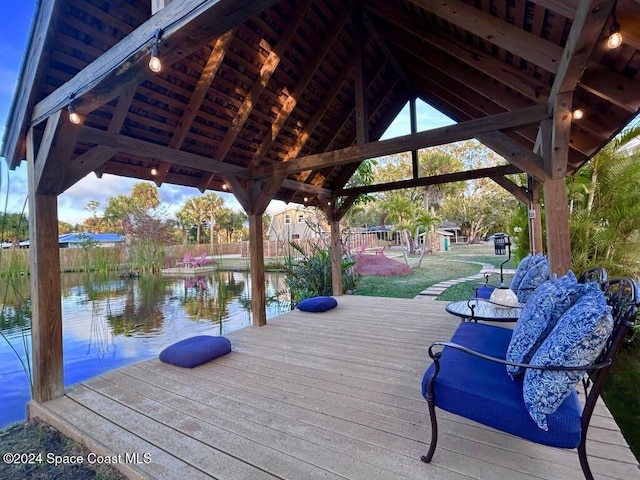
[266, 207, 328, 241]
[18, 233, 125, 249]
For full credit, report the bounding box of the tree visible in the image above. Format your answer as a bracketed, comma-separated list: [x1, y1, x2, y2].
[0, 212, 29, 246]
[567, 123, 640, 276]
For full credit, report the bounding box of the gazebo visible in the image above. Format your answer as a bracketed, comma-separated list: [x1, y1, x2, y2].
[2, 0, 640, 405]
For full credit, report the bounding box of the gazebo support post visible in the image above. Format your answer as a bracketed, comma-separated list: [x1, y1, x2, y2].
[528, 177, 543, 255]
[247, 212, 266, 326]
[26, 128, 64, 403]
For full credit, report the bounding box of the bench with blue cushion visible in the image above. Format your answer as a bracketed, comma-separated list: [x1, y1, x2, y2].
[421, 276, 639, 480]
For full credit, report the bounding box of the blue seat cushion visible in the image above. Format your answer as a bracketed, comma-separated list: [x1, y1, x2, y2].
[297, 296, 338, 312]
[422, 322, 582, 448]
[159, 335, 231, 368]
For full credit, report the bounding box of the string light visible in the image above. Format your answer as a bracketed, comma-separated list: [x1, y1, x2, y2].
[222, 183, 228, 190]
[572, 108, 584, 120]
[67, 104, 81, 124]
[148, 29, 163, 73]
[607, 10, 622, 49]
[150, 166, 158, 176]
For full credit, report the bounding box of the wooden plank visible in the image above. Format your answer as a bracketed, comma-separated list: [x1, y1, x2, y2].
[490, 176, 529, 204]
[255, 105, 547, 179]
[406, 0, 563, 73]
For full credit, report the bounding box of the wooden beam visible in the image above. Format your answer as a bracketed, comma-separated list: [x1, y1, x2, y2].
[353, 1, 369, 146]
[76, 127, 249, 177]
[580, 66, 640, 112]
[544, 177, 572, 275]
[490, 176, 529, 204]
[281, 178, 332, 197]
[547, 92, 573, 179]
[31, 0, 280, 126]
[254, 105, 547, 179]
[151, 0, 174, 15]
[329, 216, 343, 296]
[338, 164, 521, 197]
[548, 0, 614, 103]
[477, 132, 546, 182]
[26, 126, 64, 403]
[406, 0, 563, 73]
[155, 30, 235, 185]
[61, 89, 136, 191]
[2, 0, 60, 168]
[529, 0, 577, 20]
[362, 12, 411, 87]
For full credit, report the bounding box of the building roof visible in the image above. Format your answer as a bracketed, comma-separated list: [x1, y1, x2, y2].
[19, 232, 125, 247]
[2, 0, 640, 207]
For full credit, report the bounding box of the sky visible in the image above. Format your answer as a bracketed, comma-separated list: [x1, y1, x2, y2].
[0, 1, 453, 226]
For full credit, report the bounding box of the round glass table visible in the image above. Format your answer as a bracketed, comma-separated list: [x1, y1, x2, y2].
[445, 298, 523, 322]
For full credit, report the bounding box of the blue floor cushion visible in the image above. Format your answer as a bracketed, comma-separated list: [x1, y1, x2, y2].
[297, 296, 338, 312]
[159, 335, 231, 368]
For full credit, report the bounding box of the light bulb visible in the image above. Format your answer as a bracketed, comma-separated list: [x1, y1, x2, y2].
[68, 104, 81, 125]
[608, 31, 622, 49]
[149, 51, 162, 73]
[222, 183, 228, 190]
[150, 167, 158, 176]
[572, 108, 584, 120]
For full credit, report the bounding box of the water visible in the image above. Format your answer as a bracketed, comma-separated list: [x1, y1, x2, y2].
[0, 271, 290, 429]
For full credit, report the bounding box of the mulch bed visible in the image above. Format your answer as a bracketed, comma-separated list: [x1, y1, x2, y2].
[353, 253, 413, 276]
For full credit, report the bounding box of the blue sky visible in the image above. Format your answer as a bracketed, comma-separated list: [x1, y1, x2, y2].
[0, 1, 453, 225]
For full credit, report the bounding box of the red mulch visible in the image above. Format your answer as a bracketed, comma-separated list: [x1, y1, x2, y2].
[353, 253, 413, 276]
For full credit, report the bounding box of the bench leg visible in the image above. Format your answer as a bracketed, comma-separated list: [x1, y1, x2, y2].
[421, 367, 440, 463]
[578, 437, 594, 480]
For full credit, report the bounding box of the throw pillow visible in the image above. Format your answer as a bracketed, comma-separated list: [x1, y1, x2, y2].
[510, 254, 534, 292]
[159, 335, 232, 368]
[297, 296, 338, 312]
[506, 271, 580, 378]
[515, 254, 549, 303]
[523, 283, 613, 430]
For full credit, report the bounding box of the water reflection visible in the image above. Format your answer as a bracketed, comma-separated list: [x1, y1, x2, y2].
[0, 271, 289, 428]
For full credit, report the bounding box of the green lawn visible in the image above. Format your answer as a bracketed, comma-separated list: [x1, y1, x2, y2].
[355, 243, 517, 299]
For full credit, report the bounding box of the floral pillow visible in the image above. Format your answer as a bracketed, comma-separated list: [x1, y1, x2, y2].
[509, 254, 535, 292]
[506, 271, 581, 378]
[515, 255, 549, 303]
[523, 283, 613, 430]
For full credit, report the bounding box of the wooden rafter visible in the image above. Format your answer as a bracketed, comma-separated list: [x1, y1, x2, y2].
[248, 5, 352, 168]
[154, 30, 235, 185]
[198, 0, 312, 191]
[406, 0, 563, 73]
[31, 0, 280, 125]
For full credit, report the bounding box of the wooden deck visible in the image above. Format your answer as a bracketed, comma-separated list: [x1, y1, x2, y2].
[30, 296, 639, 480]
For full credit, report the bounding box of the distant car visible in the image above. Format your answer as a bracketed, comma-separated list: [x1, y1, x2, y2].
[486, 233, 507, 242]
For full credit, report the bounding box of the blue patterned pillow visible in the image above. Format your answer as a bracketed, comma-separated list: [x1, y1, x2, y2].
[515, 255, 549, 303]
[510, 254, 534, 292]
[523, 283, 613, 430]
[506, 271, 580, 378]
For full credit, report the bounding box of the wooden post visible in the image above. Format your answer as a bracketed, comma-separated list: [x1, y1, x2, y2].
[410, 97, 419, 179]
[247, 212, 266, 327]
[528, 177, 543, 255]
[329, 217, 343, 296]
[544, 178, 572, 275]
[27, 128, 64, 403]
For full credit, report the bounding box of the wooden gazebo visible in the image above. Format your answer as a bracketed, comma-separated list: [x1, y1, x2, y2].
[3, 0, 640, 404]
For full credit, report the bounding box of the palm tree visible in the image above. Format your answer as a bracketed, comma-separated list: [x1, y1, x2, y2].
[568, 123, 640, 276]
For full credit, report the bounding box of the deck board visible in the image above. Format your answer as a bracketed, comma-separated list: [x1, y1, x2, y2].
[31, 296, 639, 480]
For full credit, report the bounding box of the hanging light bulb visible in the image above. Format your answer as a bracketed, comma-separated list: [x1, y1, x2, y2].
[572, 108, 584, 120]
[67, 104, 81, 125]
[222, 183, 228, 190]
[150, 166, 158, 176]
[607, 12, 622, 49]
[148, 29, 163, 73]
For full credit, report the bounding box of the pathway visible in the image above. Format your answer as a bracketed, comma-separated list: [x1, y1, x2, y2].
[415, 262, 515, 301]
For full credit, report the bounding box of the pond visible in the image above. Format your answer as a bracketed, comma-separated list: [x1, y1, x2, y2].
[0, 271, 290, 429]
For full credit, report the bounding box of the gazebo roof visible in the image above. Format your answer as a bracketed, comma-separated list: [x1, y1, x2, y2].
[3, 0, 640, 207]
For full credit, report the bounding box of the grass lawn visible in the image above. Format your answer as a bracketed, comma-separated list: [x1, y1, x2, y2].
[355, 243, 518, 299]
